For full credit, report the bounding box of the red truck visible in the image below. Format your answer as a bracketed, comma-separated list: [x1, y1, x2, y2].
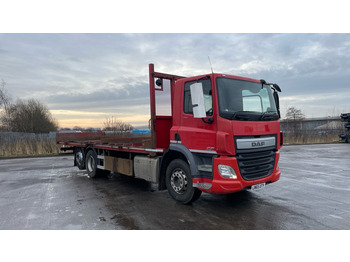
[57, 64, 283, 204]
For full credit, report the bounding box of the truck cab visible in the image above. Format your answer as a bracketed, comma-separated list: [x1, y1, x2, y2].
[152, 66, 283, 203]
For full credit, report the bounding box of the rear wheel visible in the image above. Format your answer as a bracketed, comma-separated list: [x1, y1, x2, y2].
[85, 150, 110, 178]
[165, 159, 202, 204]
[75, 147, 85, 170]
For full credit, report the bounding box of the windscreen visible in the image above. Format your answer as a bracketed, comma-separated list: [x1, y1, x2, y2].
[216, 77, 278, 121]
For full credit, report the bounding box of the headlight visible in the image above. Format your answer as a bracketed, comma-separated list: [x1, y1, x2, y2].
[218, 165, 237, 179]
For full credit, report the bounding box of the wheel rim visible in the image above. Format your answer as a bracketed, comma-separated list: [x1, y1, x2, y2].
[170, 168, 188, 194]
[87, 155, 94, 172]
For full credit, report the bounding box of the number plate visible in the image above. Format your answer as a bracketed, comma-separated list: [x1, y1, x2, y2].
[251, 183, 266, 190]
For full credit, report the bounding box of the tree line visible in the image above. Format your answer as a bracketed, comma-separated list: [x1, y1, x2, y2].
[0, 79, 58, 133]
[1, 79, 134, 134]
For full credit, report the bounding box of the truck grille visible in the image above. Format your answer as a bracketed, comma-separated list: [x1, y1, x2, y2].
[236, 150, 276, 180]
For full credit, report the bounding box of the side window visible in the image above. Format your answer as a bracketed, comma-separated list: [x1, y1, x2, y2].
[183, 79, 213, 116]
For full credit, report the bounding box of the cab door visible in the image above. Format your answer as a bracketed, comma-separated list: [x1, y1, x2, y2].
[178, 78, 217, 154]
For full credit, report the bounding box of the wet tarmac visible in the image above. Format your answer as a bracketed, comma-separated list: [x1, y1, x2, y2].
[0, 143, 349, 230]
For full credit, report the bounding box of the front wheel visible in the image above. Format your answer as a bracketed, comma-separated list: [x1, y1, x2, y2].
[165, 159, 202, 204]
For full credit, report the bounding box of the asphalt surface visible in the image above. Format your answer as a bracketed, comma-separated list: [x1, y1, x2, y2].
[0, 143, 349, 230]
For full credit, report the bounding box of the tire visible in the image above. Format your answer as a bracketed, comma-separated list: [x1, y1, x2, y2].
[85, 150, 110, 178]
[75, 147, 85, 170]
[165, 159, 202, 204]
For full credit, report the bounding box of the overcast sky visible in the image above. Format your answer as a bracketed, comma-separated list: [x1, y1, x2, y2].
[1, 33, 350, 128]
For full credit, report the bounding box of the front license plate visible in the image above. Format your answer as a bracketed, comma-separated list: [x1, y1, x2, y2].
[251, 183, 266, 190]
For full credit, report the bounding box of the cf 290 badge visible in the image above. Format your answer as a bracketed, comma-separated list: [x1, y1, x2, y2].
[251, 141, 265, 147]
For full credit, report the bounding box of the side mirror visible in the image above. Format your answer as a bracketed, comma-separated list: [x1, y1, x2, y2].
[272, 83, 281, 92]
[190, 82, 206, 118]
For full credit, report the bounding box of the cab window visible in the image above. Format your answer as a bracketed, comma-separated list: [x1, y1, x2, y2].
[183, 79, 213, 116]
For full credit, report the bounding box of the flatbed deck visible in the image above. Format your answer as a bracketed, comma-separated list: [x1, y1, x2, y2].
[56, 131, 164, 154]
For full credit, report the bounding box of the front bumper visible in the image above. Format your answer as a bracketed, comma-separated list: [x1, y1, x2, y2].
[193, 151, 281, 194]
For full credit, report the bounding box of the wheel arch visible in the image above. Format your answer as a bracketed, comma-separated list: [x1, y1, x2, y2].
[159, 144, 199, 190]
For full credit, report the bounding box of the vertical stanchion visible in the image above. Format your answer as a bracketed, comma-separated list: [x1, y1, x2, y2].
[149, 64, 156, 149]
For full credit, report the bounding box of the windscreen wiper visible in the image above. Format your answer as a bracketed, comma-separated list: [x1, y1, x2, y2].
[260, 111, 278, 120]
[230, 111, 250, 120]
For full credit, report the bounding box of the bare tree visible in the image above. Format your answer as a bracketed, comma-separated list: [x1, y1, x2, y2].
[285, 106, 305, 121]
[0, 79, 10, 109]
[5, 99, 59, 133]
[0, 79, 12, 131]
[1, 81, 58, 133]
[285, 106, 305, 133]
[102, 116, 133, 132]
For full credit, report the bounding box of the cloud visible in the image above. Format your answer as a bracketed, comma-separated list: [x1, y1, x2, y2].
[1, 33, 350, 127]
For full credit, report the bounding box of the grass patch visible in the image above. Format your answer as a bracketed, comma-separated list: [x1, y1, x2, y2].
[0, 133, 61, 157]
[283, 129, 342, 145]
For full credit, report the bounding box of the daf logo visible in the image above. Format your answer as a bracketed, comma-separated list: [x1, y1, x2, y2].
[252, 141, 265, 147]
[237, 137, 275, 150]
